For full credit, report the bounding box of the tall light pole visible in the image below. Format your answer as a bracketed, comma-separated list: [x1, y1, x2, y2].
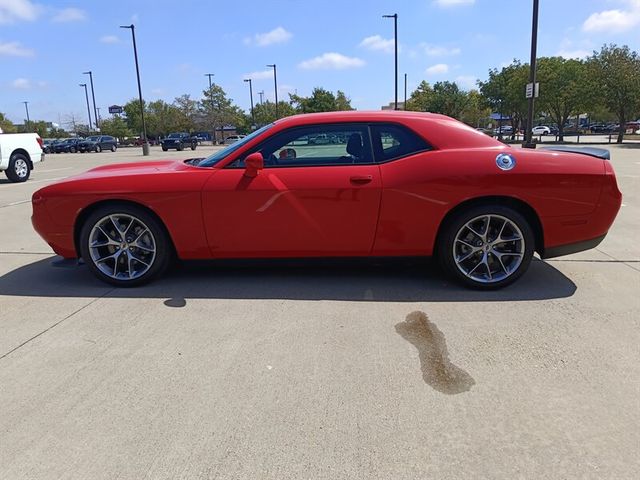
[404, 73, 407, 110]
[243, 78, 255, 126]
[258, 90, 264, 104]
[204, 73, 215, 143]
[83, 71, 99, 129]
[266, 64, 278, 118]
[383, 13, 398, 110]
[524, 0, 539, 149]
[22, 101, 30, 130]
[79, 83, 93, 131]
[120, 24, 149, 155]
[96, 107, 102, 125]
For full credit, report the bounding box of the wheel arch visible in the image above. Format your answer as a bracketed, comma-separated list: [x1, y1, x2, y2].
[434, 195, 544, 255]
[11, 149, 33, 169]
[73, 199, 177, 258]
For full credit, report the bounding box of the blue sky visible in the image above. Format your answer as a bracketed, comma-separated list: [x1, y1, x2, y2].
[1, 0, 639, 126]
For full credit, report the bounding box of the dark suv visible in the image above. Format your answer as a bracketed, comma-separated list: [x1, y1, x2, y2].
[78, 135, 118, 153]
[161, 133, 197, 151]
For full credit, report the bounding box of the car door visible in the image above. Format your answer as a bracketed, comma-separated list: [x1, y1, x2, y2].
[201, 123, 382, 257]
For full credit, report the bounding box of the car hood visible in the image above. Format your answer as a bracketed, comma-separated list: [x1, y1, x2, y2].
[80, 160, 181, 177]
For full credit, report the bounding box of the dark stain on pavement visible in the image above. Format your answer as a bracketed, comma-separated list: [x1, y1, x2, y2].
[395, 311, 475, 395]
[164, 297, 187, 308]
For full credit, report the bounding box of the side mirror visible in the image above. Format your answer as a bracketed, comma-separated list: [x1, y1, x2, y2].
[244, 152, 264, 178]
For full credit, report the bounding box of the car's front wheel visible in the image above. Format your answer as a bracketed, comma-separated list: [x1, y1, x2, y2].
[95, 145, 102, 153]
[80, 205, 172, 286]
[111, 145, 117, 152]
[437, 205, 534, 289]
[191, 143, 196, 150]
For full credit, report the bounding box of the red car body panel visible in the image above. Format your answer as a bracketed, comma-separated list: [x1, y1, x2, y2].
[31, 111, 622, 262]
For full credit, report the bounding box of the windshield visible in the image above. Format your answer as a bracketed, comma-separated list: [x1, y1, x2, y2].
[65, 138, 77, 143]
[86, 136, 100, 141]
[167, 133, 182, 138]
[199, 124, 273, 167]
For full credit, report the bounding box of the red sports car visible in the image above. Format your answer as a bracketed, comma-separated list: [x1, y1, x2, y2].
[31, 111, 622, 289]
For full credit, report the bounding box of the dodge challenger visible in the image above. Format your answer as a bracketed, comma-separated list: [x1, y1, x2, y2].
[31, 111, 622, 289]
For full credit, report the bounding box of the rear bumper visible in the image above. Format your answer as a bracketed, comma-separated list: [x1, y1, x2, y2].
[541, 234, 606, 259]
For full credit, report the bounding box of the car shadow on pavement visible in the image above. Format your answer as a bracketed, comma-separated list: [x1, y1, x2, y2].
[0, 256, 576, 302]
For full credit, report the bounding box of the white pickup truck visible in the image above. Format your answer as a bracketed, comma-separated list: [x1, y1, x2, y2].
[0, 132, 45, 182]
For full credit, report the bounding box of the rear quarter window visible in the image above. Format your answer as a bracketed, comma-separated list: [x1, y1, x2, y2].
[371, 123, 432, 162]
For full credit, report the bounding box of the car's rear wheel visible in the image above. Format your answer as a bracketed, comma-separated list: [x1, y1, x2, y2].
[80, 205, 171, 286]
[437, 205, 534, 289]
[191, 143, 196, 150]
[162, 146, 168, 152]
[177, 143, 184, 151]
[70, 147, 76, 153]
[111, 145, 117, 152]
[5, 153, 31, 183]
[95, 145, 102, 153]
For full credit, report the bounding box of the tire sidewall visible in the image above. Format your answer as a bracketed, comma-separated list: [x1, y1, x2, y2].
[5, 153, 31, 182]
[79, 204, 171, 287]
[438, 205, 535, 289]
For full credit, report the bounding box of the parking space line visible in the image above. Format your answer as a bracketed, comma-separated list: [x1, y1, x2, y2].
[0, 200, 31, 208]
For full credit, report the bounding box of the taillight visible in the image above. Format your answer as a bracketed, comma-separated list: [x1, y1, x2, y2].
[36, 136, 44, 149]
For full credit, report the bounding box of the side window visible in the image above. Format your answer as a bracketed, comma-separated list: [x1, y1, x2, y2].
[230, 124, 373, 168]
[371, 124, 431, 162]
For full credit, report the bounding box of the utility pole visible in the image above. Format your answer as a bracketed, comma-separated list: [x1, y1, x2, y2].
[79, 83, 93, 130]
[23, 101, 31, 130]
[244, 78, 255, 125]
[120, 24, 149, 155]
[205, 73, 215, 143]
[383, 13, 398, 110]
[523, 0, 539, 149]
[258, 90, 264, 104]
[83, 71, 99, 129]
[266, 64, 278, 118]
[404, 73, 407, 109]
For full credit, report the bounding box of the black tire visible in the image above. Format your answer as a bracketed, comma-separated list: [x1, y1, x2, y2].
[95, 145, 102, 153]
[437, 204, 535, 289]
[177, 143, 184, 151]
[79, 204, 172, 287]
[5, 153, 31, 183]
[70, 147, 76, 153]
[162, 146, 168, 152]
[190, 143, 196, 151]
[111, 145, 117, 152]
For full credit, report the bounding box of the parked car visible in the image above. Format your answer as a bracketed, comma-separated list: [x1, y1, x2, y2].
[78, 135, 117, 153]
[54, 137, 84, 153]
[0, 132, 44, 182]
[493, 125, 513, 136]
[42, 139, 55, 154]
[31, 111, 622, 289]
[224, 135, 246, 145]
[161, 133, 197, 151]
[532, 125, 551, 136]
[589, 124, 609, 133]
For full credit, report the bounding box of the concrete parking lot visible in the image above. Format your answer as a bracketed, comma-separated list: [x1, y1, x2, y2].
[1, 145, 639, 479]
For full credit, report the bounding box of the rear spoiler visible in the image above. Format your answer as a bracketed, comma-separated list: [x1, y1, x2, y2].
[540, 146, 610, 160]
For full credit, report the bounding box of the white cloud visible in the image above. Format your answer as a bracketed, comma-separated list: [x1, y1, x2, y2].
[52, 7, 86, 23]
[455, 75, 478, 89]
[359, 35, 395, 53]
[0, 0, 41, 23]
[425, 63, 449, 75]
[582, 1, 640, 32]
[246, 26, 292, 47]
[0, 40, 34, 56]
[434, 0, 475, 7]
[100, 35, 120, 44]
[11, 78, 31, 89]
[243, 70, 274, 80]
[556, 49, 591, 59]
[151, 88, 165, 96]
[298, 52, 365, 70]
[420, 43, 461, 56]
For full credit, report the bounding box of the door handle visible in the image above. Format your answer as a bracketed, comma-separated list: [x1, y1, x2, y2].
[350, 175, 373, 184]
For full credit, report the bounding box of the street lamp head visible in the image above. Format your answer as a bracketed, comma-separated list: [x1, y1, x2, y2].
[244, 78, 251, 83]
[266, 64, 275, 68]
[83, 71, 91, 74]
[79, 83, 86, 87]
[383, 13, 397, 18]
[119, 24, 133, 29]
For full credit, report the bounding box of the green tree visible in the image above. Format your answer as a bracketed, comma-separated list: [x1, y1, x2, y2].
[252, 101, 296, 126]
[199, 83, 242, 142]
[479, 61, 529, 138]
[99, 115, 132, 140]
[406, 81, 433, 111]
[460, 89, 491, 127]
[536, 57, 593, 140]
[0, 112, 17, 133]
[173, 94, 199, 127]
[429, 81, 469, 118]
[123, 99, 146, 136]
[289, 87, 354, 113]
[588, 44, 640, 143]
